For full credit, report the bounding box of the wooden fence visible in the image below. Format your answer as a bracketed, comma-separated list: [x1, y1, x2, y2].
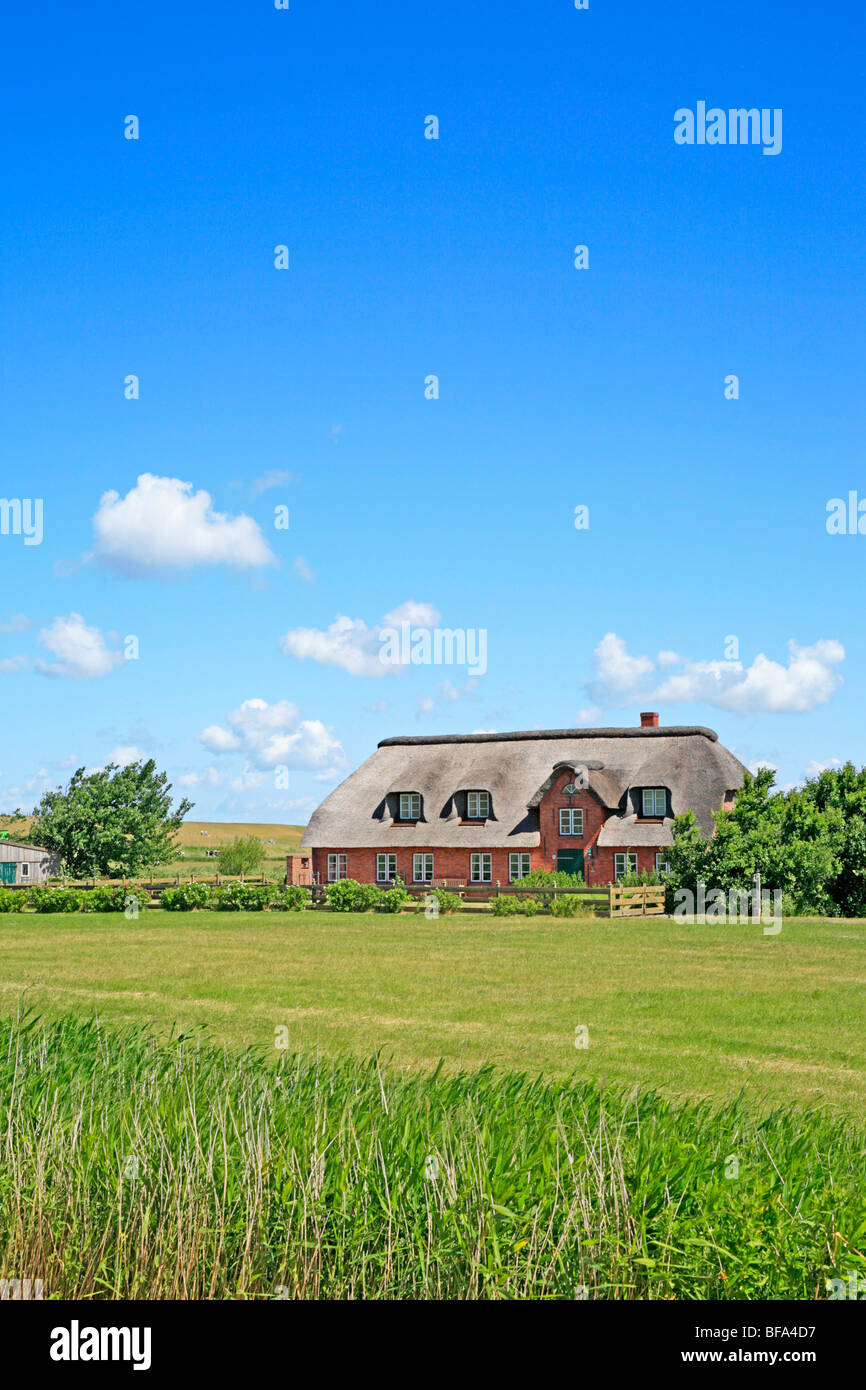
[608, 885, 666, 917]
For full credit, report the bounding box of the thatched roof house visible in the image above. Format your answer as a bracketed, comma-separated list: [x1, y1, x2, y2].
[301, 714, 746, 887]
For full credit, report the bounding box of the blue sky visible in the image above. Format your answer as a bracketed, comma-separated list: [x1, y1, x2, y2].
[2, 0, 865, 822]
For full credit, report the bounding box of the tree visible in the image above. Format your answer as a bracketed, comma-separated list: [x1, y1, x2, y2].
[217, 836, 266, 876]
[30, 761, 193, 878]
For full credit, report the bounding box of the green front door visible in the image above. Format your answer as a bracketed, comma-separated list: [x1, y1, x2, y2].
[557, 850, 584, 877]
[0, 862, 16, 885]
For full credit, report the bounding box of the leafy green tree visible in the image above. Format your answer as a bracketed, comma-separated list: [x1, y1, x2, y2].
[30, 761, 193, 878]
[217, 836, 267, 876]
[664, 769, 840, 914]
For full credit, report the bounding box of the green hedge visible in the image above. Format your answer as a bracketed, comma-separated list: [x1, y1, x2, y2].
[325, 879, 412, 913]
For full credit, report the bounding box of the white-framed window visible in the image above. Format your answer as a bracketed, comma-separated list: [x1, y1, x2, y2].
[399, 792, 421, 820]
[470, 852, 492, 883]
[509, 852, 531, 881]
[413, 853, 433, 883]
[614, 853, 638, 880]
[655, 853, 670, 875]
[641, 788, 667, 818]
[19, 862, 30, 878]
[466, 790, 490, 820]
[559, 807, 584, 836]
[327, 853, 347, 881]
[377, 853, 397, 882]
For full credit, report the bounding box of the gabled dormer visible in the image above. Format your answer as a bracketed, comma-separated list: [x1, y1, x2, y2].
[385, 790, 424, 824]
[635, 786, 670, 820]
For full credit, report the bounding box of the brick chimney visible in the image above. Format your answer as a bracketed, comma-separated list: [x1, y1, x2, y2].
[640, 712, 659, 728]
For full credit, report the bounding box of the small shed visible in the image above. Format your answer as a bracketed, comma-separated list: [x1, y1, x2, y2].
[285, 853, 314, 886]
[0, 841, 62, 886]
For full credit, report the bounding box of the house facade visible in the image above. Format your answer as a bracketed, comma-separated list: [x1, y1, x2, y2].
[300, 714, 746, 888]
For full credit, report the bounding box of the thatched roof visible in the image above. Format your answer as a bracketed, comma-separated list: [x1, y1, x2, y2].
[301, 726, 746, 849]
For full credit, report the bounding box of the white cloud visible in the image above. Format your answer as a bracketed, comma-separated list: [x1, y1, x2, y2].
[415, 676, 478, 717]
[251, 469, 295, 497]
[585, 632, 845, 715]
[36, 613, 124, 680]
[749, 759, 778, 775]
[292, 556, 315, 583]
[178, 767, 225, 789]
[110, 745, 145, 767]
[587, 634, 655, 701]
[280, 600, 441, 677]
[657, 649, 681, 668]
[0, 614, 31, 634]
[0, 655, 30, 673]
[198, 725, 242, 754]
[576, 705, 604, 727]
[92, 474, 277, 574]
[197, 698, 345, 771]
[804, 757, 843, 778]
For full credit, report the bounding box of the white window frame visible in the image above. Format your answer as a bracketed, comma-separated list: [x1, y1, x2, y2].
[399, 792, 421, 820]
[641, 788, 667, 818]
[559, 807, 584, 836]
[655, 853, 670, 875]
[466, 790, 490, 820]
[327, 853, 347, 882]
[413, 852, 433, 883]
[614, 853, 638, 880]
[509, 852, 531, 882]
[20, 862, 30, 878]
[470, 852, 492, 883]
[377, 853, 397, 882]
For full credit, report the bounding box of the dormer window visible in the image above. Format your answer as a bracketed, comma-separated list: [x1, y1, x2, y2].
[398, 792, 421, 821]
[466, 790, 490, 820]
[641, 788, 667, 818]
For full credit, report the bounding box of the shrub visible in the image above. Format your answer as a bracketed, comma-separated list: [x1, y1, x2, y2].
[551, 894, 596, 918]
[0, 888, 25, 913]
[512, 868, 586, 890]
[269, 885, 308, 911]
[617, 869, 662, 888]
[82, 884, 148, 913]
[375, 883, 410, 913]
[217, 837, 267, 876]
[429, 888, 461, 915]
[325, 880, 386, 913]
[213, 883, 271, 912]
[160, 883, 211, 911]
[28, 886, 84, 913]
[490, 895, 538, 917]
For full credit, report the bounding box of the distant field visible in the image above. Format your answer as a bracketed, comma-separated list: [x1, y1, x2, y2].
[2, 910, 865, 1116]
[162, 822, 306, 879]
[2, 819, 307, 880]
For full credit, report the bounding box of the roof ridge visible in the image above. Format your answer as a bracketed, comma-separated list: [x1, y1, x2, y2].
[378, 727, 719, 747]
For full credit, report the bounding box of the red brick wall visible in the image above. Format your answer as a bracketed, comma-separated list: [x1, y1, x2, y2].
[589, 845, 666, 884]
[311, 846, 544, 885]
[537, 770, 609, 882]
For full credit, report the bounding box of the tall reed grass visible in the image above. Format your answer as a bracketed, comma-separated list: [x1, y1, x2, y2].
[1, 1011, 863, 1299]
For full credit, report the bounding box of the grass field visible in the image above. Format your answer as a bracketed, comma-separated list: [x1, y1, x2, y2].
[3, 1012, 863, 1300]
[2, 910, 865, 1115]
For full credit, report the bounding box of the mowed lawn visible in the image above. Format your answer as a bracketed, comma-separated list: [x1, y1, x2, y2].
[1, 910, 865, 1115]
